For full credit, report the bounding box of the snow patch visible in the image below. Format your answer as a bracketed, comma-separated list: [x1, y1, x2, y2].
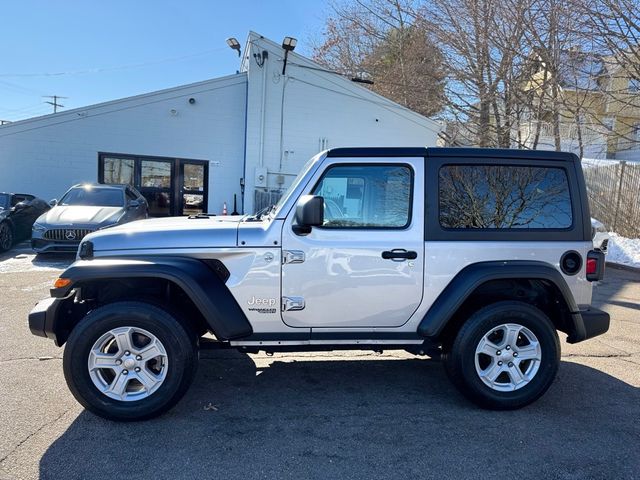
[607, 233, 640, 269]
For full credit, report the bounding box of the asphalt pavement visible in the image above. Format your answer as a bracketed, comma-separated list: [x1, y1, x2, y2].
[0, 245, 638, 480]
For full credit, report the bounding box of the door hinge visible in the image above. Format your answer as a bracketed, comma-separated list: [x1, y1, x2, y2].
[282, 296, 305, 311]
[282, 250, 305, 264]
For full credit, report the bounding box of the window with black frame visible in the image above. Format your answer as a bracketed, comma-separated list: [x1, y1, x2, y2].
[312, 164, 412, 228]
[438, 164, 573, 229]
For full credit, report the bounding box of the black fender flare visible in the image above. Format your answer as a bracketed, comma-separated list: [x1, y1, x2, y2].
[53, 256, 253, 340]
[417, 260, 584, 340]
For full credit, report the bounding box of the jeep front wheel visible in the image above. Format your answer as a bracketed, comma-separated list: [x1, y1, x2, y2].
[444, 301, 560, 410]
[63, 301, 198, 421]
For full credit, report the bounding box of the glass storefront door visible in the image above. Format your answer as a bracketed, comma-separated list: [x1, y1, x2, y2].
[179, 161, 207, 216]
[99, 154, 209, 216]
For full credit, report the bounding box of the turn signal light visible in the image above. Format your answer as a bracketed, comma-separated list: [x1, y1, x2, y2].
[53, 278, 72, 289]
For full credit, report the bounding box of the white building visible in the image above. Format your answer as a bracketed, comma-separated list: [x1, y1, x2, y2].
[0, 32, 440, 216]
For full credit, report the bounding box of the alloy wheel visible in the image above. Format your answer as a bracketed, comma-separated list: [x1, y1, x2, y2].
[474, 323, 542, 392]
[87, 326, 168, 401]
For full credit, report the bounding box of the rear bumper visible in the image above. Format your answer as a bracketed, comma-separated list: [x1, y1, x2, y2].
[567, 306, 610, 343]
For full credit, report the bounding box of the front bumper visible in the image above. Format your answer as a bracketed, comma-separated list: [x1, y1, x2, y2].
[29, 297, 63, 341]
[567, 306, 610, 343]
[28, 293, 76, 346]
[31, 238, 80, 253]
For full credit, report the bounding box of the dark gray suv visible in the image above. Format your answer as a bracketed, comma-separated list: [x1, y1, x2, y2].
[31, 183, 148, 253]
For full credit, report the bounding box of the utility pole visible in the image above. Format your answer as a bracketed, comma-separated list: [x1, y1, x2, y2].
[43, 95, 67, 113]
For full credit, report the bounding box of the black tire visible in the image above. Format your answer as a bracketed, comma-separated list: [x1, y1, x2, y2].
[63, 301, 198, 421]
[0, 221, 13, 252]
[443, 300, 560, 410]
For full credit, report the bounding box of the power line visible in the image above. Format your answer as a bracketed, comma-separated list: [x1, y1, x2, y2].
[43, 95, 67, 113]
[0, 46, 228, 78]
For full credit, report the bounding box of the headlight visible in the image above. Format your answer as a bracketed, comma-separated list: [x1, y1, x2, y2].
[32, 222, 46, 232]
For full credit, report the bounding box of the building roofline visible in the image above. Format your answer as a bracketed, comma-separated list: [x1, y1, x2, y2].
[0, 72, 247, 132]
[243, 31, 442, 134]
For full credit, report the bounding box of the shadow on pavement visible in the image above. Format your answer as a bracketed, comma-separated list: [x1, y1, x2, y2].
[31, 253, 75, 270]
[39, 351, 639, 480]
[592, 265, 640, 309]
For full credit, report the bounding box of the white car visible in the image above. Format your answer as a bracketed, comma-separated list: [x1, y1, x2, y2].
[591, 218, 610, 253]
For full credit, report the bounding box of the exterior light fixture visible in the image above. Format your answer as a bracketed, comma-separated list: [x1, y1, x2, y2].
[281, 36, 297, 75]
[226, 37, 241, 57]
[282, 37, 297, 51]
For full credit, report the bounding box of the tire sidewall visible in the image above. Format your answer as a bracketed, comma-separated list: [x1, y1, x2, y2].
[452, 301, 560, 409]
[0, 222, 13, 252]
[63, 302, 196, 421]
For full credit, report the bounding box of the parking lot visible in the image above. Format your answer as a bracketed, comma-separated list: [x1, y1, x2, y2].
[0, 243, 638, 480]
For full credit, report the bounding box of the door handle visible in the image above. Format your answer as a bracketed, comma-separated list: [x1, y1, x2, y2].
[381, 249, 417, 260]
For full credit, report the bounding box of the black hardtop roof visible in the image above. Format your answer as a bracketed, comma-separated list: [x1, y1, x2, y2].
[325, 147, 578, 162]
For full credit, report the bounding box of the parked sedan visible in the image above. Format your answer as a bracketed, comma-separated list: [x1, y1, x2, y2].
[0, 193, 50, 252]
[31, 184, 148, 253]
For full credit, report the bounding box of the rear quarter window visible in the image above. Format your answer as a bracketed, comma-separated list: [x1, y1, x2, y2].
[438, 164, 573, 229]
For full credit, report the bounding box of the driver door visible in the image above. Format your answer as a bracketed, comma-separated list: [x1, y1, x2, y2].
[281, 157, 425, 328]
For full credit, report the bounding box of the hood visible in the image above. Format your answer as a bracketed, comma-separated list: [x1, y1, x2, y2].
[39, 205, 124, 226]
[85, 215, 243, 252]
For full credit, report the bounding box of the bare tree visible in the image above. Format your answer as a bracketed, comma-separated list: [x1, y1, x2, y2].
[577, 0, 640, 153]
[313, 0, 446, 117]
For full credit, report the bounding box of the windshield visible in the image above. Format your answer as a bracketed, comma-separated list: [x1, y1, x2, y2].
[59, 187, 124, 207]
[271, 154, 321, 218]
[0, 194, 9, 210]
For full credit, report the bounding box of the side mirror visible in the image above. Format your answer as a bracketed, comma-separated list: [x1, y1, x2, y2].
[48, 199, 57, 207]
[294, 195, 324, 234]
[128, 200, 141, 209]
[13, 202, 28, 211]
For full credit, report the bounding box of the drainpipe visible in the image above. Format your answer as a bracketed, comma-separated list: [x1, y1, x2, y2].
[259, 55, 268, 167]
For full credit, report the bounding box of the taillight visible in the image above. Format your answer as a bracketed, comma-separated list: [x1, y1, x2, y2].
[586, 250, 605, 282]
[586, 258, 597, 275]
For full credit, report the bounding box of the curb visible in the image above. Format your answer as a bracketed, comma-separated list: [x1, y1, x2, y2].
[606, 261, 640, 274]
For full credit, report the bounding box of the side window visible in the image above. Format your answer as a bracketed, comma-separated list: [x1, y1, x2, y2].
[312, 164, 412, 228]
[438, 164, 572, 229]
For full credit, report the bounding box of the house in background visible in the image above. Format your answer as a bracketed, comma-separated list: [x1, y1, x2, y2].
[0, 32, 440, 216]
[520, 49, 640, 159]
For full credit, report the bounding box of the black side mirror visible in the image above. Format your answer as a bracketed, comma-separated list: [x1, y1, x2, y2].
[128, 200, 141, 209]
[294, 195, 324, 234]
[13, 202, 28, 211]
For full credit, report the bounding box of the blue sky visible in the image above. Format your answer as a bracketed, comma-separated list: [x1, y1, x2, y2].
[0, 0, 328, 121]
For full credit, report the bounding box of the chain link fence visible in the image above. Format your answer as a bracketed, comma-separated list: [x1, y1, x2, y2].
[582, 159, 640, 238]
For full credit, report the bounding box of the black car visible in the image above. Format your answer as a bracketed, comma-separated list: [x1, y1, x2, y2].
[0, 193, 50, 252]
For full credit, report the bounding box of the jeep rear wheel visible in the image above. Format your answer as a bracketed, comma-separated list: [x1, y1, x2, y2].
[444, 301, 560, 410]
[63, 301, 198, 421]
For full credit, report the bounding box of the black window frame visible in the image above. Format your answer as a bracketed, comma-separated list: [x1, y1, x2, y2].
[98, 152, 209, 217]
[310, 162, 415, 230]
[425, 156, 587, 242]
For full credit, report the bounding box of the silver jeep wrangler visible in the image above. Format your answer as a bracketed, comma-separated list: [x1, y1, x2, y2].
[29, 147, 609, 421]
